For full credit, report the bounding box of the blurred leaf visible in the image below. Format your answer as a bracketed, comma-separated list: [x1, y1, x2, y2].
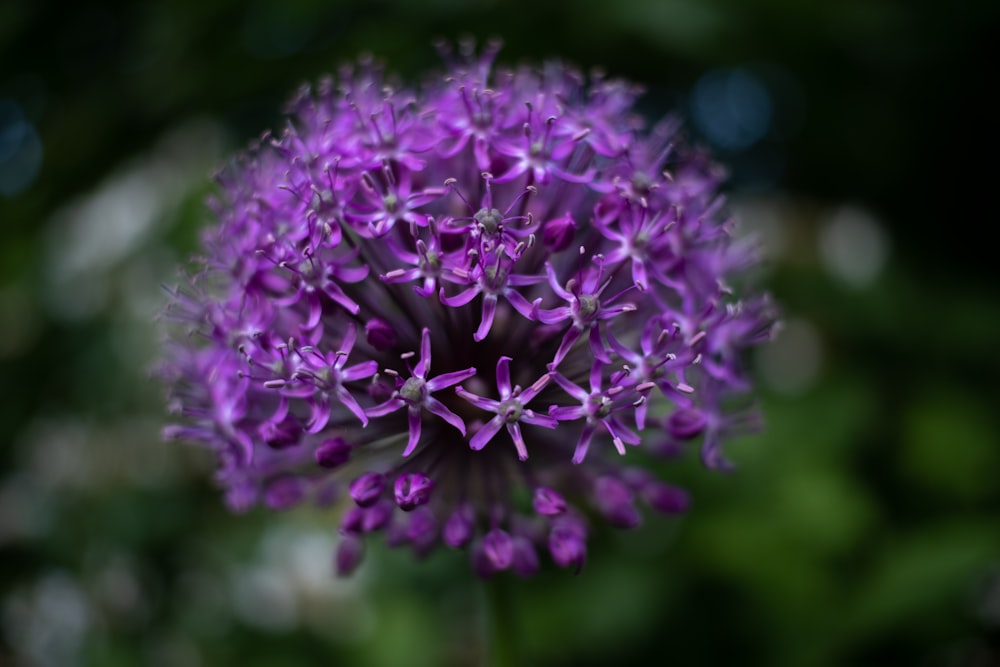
[901, 389, 999, 501]
[842, 523, 1000, 640]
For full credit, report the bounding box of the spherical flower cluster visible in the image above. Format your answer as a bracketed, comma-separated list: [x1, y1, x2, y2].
[161, 44, 777, 577]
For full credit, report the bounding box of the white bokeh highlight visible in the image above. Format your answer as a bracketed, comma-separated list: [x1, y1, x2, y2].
[818, 205, 890, 288]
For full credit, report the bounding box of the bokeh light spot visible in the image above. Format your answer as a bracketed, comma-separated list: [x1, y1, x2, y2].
[818, 205, 890, 288]
[0, 99, 43, 196]
[691, 68, 773, 151]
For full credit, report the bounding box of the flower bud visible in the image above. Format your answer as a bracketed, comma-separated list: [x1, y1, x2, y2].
[361, 500, 393, 533]
[541, 213, 576, 251]
[394, 472, 434, 511]
[264, 476, 306, 510]
[482, 529, 514, 571]
[365, 318, 397, 351]
[314, 437, 352, 468]
[533, 487, 567, 516]
[512, 536, 540, 577]
[549, 519, 587, 574]
[406, 507, 438, 552]
[259, 416, 302, 449]
[666, 408, 707, 440]
[335, 534, 365, 576]
[642, 482, 690, 514]
[443, 505, 474, 548]
[593, 476, 641, 529]
[349, 472, 385, 507]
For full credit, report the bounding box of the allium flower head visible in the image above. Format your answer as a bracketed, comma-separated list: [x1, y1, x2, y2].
[160, 43, 777, 577]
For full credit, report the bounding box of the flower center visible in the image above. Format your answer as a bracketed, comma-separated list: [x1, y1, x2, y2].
[575, 294, 600, 321]
[474, 207, 504, 234]
[419, 250, 441, 274]
[499, 398, 523, 423]
[482, 264, 509, 292]
[631, 171, 653, 194]
[311, 189, 335, 212]
[399, 376, 428, 405]
[590, 395, 612, 418]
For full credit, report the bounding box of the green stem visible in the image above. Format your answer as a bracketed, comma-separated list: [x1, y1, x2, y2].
[484, 576, 519, 667]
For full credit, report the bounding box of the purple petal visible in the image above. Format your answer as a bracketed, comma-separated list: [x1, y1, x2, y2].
[322, 281, 361, 315]
[473, 294, 498, 342]
[335, 264, 370, 283]
[505, 289, 540, 320]
[604, 417, 641, 446]
[305, 399, 331, 434]
[553, 326, 582, 365]
[403, 409, 423, 457]
[522, 410, 558, 429]
[495, 356, 513, 397]
[367, 397, 404, 418]
[381, 267, 421, 284]
[537, 306, 572, 325]
[544, 262, 573, 300]
[473, 137, 491, 171]
[455, 386, 501, 412]
[407, 187, 446, 208]
[426, 366, 477, 392]
[343, 360, 379, 382]
[337, 387, 369, 427]
[589, 326, 612, 363]
[304, 291, 323, 330]
[550, 371, 590, 402]
[469, 415, 504, 451]
[506, 422, 528, 461]
[340, 322, 358, 355]
[571, 424, 596, 464]
[589, 362, 604, 393]
[635, 401, 648, 431]
[426, 397, 467, 435]
[519, 373, 551, 403]
[414, 328, 432, 378]
[440, 285, 479, 307]
[549, 405, 587, 421]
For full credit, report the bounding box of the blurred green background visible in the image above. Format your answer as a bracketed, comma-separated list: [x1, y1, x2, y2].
[1, 0, 998, 665]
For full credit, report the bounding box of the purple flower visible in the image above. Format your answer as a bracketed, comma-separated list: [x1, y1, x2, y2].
[366, 327, 476, 457]
[160, 45, 777, 577]
[455, 356, 556, 460]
